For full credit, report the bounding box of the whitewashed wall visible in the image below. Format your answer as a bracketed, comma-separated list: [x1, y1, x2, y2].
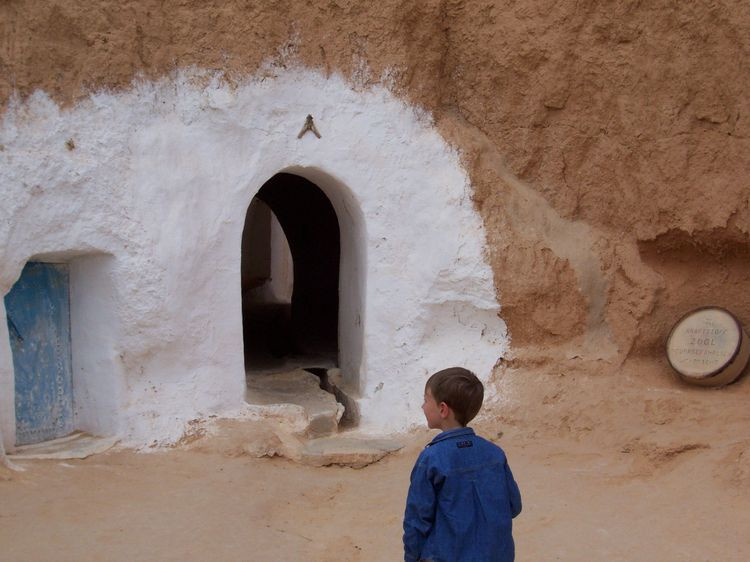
[0, 68, 508, 448]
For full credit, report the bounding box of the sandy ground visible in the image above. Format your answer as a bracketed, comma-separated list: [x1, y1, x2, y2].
[2, 403, 750, 562]
[3, 356, 750, 561]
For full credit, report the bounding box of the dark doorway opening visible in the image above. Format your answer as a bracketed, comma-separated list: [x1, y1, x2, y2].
[242, 173, 340, 372]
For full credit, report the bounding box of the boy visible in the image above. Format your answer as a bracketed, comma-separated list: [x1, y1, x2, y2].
[403, 367, 522, 562]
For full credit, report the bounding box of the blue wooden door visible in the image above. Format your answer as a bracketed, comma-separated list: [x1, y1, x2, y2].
[5, 262, 74, 445]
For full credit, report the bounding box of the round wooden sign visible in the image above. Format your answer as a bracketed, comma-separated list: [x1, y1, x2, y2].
[666, 306, 750, 386]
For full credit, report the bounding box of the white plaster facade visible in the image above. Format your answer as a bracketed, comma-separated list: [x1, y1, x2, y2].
[0, 68, 508, 449]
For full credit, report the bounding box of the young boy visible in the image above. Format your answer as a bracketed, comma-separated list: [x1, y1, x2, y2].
[403, 367, 522, 562]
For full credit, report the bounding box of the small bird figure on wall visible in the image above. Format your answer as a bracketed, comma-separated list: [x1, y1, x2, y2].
[297, 114, 322, 139]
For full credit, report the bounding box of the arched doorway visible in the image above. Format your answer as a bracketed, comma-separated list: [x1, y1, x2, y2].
[241, 173, 340, 372]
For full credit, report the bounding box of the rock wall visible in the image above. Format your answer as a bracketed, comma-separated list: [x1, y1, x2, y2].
[1, 1, 749, 449]
[3, 0, 747, 366]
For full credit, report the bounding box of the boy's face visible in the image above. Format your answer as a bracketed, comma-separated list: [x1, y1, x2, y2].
[422, 387, 443, 429]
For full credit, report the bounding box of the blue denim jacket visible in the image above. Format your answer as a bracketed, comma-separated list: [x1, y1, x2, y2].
[403, 427, 522, 562]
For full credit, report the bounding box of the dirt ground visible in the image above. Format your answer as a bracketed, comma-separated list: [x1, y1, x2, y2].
[3, 359, 750, 561]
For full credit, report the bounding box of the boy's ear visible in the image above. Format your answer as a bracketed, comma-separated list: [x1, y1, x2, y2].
[438, 401, 451, 419]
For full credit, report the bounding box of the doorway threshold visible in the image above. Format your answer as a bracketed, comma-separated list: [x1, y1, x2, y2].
[245, 354, 337, 376]
[9, 432, 119, 460]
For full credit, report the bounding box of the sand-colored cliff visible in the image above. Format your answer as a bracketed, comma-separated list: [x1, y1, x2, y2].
[4, 0, 747, 367]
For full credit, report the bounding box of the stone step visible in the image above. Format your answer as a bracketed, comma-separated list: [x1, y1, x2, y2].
[8, 432, 118, 460]
[245, 369, 344, 438]
[299, 435, 404, 468]
[240, 426, 403, 468]
[241, 368, 402, 467]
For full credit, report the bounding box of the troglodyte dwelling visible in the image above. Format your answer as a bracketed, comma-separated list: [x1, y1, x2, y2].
[0, 70, 507, 450]
[2, 2, 749, 458]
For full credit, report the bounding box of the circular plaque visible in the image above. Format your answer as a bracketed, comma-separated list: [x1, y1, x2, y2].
[666, 307, 750, 386]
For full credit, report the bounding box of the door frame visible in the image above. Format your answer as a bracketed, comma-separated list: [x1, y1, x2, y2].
[0, 253, 122, 450]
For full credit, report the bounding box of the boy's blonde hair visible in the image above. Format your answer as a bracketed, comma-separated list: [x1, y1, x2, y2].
[425, 367, 484, 426]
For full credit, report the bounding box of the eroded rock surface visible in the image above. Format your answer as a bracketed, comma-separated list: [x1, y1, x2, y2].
[2, 1, 747, 362]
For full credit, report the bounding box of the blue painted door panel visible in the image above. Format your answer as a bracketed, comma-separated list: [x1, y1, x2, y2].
[5, 262, 74, 445]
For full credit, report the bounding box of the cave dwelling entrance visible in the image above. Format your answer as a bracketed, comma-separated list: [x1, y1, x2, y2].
[241, 172, 365, 428]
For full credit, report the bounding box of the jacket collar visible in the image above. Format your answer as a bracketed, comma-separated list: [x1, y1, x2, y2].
[427, 426, 475, 446]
